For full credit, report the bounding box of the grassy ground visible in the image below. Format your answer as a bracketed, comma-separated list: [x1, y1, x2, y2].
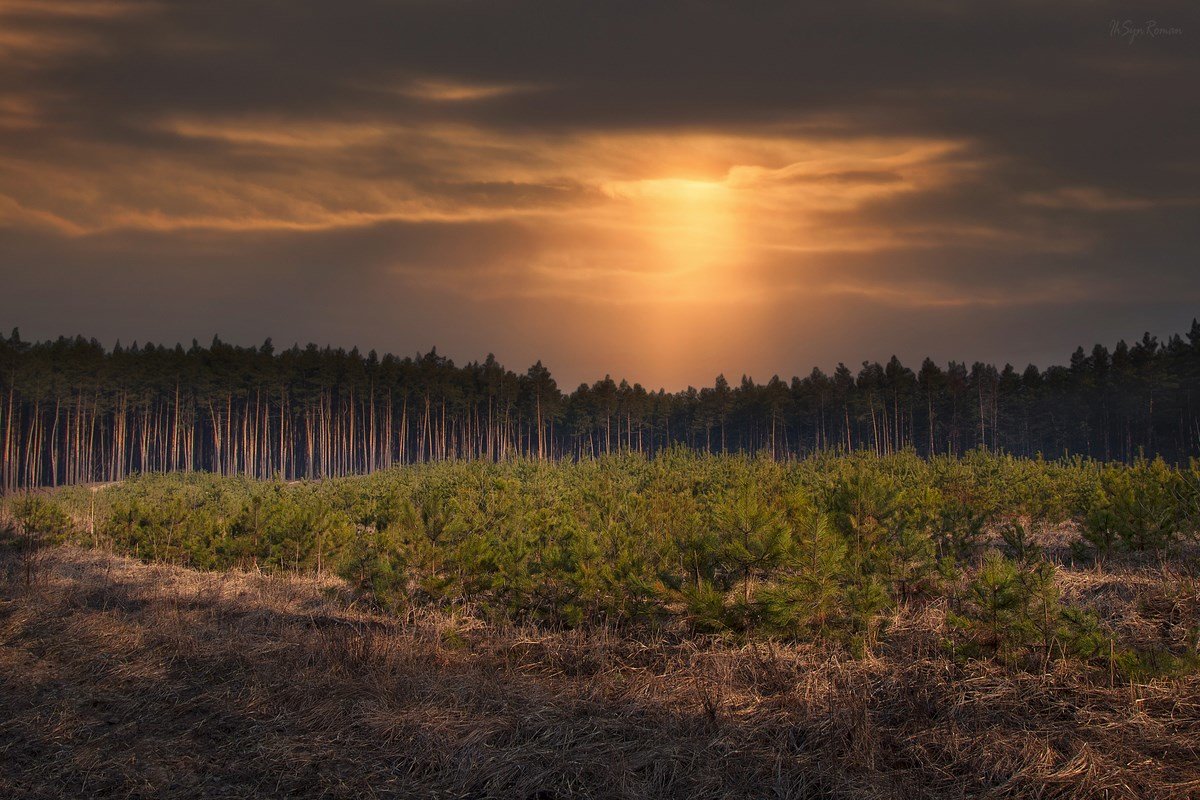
[2, 546, 1199, 799]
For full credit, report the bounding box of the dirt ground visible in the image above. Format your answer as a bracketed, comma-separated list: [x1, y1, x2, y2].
[2, 547, 1199, 799]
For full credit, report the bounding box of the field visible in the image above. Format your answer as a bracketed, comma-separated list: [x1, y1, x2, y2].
[3, 451, 1200, 798]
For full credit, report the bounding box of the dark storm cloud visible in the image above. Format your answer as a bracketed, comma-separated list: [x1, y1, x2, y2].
[0, 216, 549, 351]
[0, 0, 1197, 387]
[8, 2, 1197, 146]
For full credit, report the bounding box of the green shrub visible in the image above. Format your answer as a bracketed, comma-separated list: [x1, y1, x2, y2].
[950, 551, 1113, 669]
[1000, 520, 1042, 563]
[711, 485, 791, 606]
[1081, 459, 1186, 554]
[2, 494, 71, 584]
[24, 451, 1191, 657]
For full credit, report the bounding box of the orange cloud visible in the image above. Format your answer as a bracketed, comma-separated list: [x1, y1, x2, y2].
[0, 102, 1167, 385]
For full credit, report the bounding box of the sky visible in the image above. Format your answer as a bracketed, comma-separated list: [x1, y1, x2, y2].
[1, 0, 1198, 389]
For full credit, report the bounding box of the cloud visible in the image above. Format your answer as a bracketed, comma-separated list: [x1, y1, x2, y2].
[0, 0, 1197, 387]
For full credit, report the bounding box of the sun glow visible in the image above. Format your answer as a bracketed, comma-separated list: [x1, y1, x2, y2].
[2, 110, 976, 384]
[601, 176, 743, 301]
[593, 173, 758, 381]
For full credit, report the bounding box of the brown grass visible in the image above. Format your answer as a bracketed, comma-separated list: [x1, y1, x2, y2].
[2, 547, 1199, 799]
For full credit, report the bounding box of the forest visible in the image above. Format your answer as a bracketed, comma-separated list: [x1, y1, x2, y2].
[2, 321, 1200, 490]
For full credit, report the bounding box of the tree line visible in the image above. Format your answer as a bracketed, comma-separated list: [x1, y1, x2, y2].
[2, 321, 1199, 489]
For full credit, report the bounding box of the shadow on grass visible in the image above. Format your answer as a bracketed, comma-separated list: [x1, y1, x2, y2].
[2, 549, 1198, 800]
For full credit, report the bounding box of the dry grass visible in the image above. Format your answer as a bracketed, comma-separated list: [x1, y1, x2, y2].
[2, 548, 1200, 799]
